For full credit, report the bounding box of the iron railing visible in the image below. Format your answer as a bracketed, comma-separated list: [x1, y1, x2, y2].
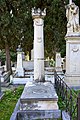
[54, 71, 80, 120]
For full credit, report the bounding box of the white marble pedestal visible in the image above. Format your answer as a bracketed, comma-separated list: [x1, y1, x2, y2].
[16, 51, 24, 77]
[65, 34, 80, 87]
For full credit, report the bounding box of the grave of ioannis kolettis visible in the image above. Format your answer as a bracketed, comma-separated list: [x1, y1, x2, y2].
[10, 0, 80, 119]
[19, 8, 60, 119]
[10, 8, 61, 120]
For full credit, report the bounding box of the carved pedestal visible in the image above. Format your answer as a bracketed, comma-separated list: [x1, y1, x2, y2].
[16, 47, 24, 77]
[65, 34, 80, 88]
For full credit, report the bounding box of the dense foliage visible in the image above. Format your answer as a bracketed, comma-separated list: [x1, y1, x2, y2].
[0, 0, 80, 68]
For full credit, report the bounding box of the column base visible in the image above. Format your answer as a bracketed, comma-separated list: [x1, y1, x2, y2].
[16, 68, 24, 77]
[64, 74, 80, 88]
[55, 67, 63, 74]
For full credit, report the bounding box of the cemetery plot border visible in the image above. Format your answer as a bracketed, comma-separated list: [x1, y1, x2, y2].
[11, 110, 61, 120]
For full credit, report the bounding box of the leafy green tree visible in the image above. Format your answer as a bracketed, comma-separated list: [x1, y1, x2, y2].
[0, 0, 71, 71]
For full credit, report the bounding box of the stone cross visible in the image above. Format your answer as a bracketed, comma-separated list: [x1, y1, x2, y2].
[32, 8, 46, 82]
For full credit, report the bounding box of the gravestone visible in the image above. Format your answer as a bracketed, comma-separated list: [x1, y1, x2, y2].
[65, 1, 80, 87]
[55, 52, 62, 72]
[10, 8, 60, 120]
[16, 45, 24, 77]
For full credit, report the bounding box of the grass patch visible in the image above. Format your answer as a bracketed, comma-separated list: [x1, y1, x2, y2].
[58, 90, 80, 120]
[0, 86, 24, 120]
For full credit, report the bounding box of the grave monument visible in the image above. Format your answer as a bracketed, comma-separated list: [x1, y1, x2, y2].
[10, 7, 61, 120]
[55, 52, 62, 73]
[32, 8, 45, 82]
[16, 45, 24, 77]
[20, 8, 59, 116]
[65, 0, 80, 87]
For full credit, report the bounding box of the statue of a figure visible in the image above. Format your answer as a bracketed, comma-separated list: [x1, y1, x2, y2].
[66, 2, 79, 33]
[17, 44, 22, 52]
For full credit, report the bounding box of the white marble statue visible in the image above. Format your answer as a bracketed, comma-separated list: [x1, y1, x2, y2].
[66, 2, 79, 33]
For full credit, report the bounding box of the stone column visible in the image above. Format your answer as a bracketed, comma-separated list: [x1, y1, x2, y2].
[65, 2, 80, 87]
[32, 8, 46, 82]
[16, 45, 24, 77]
[55, 52, 62, 72]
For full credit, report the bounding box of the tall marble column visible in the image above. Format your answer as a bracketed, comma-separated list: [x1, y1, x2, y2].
[65, 2, 80, 87]
[16, 45, 24, 77]
[32, 8, 46, 82]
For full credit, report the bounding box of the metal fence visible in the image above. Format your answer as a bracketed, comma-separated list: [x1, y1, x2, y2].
[54, 72, 80, 120]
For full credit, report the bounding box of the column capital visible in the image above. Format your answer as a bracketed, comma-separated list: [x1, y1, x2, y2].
[32, 8, 46, 19]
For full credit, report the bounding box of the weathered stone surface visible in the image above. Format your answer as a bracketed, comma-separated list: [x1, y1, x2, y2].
[32, 8, 46, 82]
[21, 82, 58, 101]
[65, 2, 80, 87]
[62, 111, 70, 120]
[65, 35, 80, 87]
[17, 110, 61, 120]
[10, 99, 20, 120]
[10, 95, 60, 120]
[20, 82, 58, 110]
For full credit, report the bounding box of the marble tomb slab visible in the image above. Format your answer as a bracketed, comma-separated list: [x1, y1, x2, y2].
[20, 82, 58, 110]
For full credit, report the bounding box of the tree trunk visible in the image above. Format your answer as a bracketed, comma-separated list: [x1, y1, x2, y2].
[5, 41, 12, 73]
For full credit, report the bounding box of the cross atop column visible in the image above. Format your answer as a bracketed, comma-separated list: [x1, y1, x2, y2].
[69, 0, 72, 4]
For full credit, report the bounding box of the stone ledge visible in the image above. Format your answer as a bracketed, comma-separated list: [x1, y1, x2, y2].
[20, 82, 58, 102]
[17, 110, 61, 120]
